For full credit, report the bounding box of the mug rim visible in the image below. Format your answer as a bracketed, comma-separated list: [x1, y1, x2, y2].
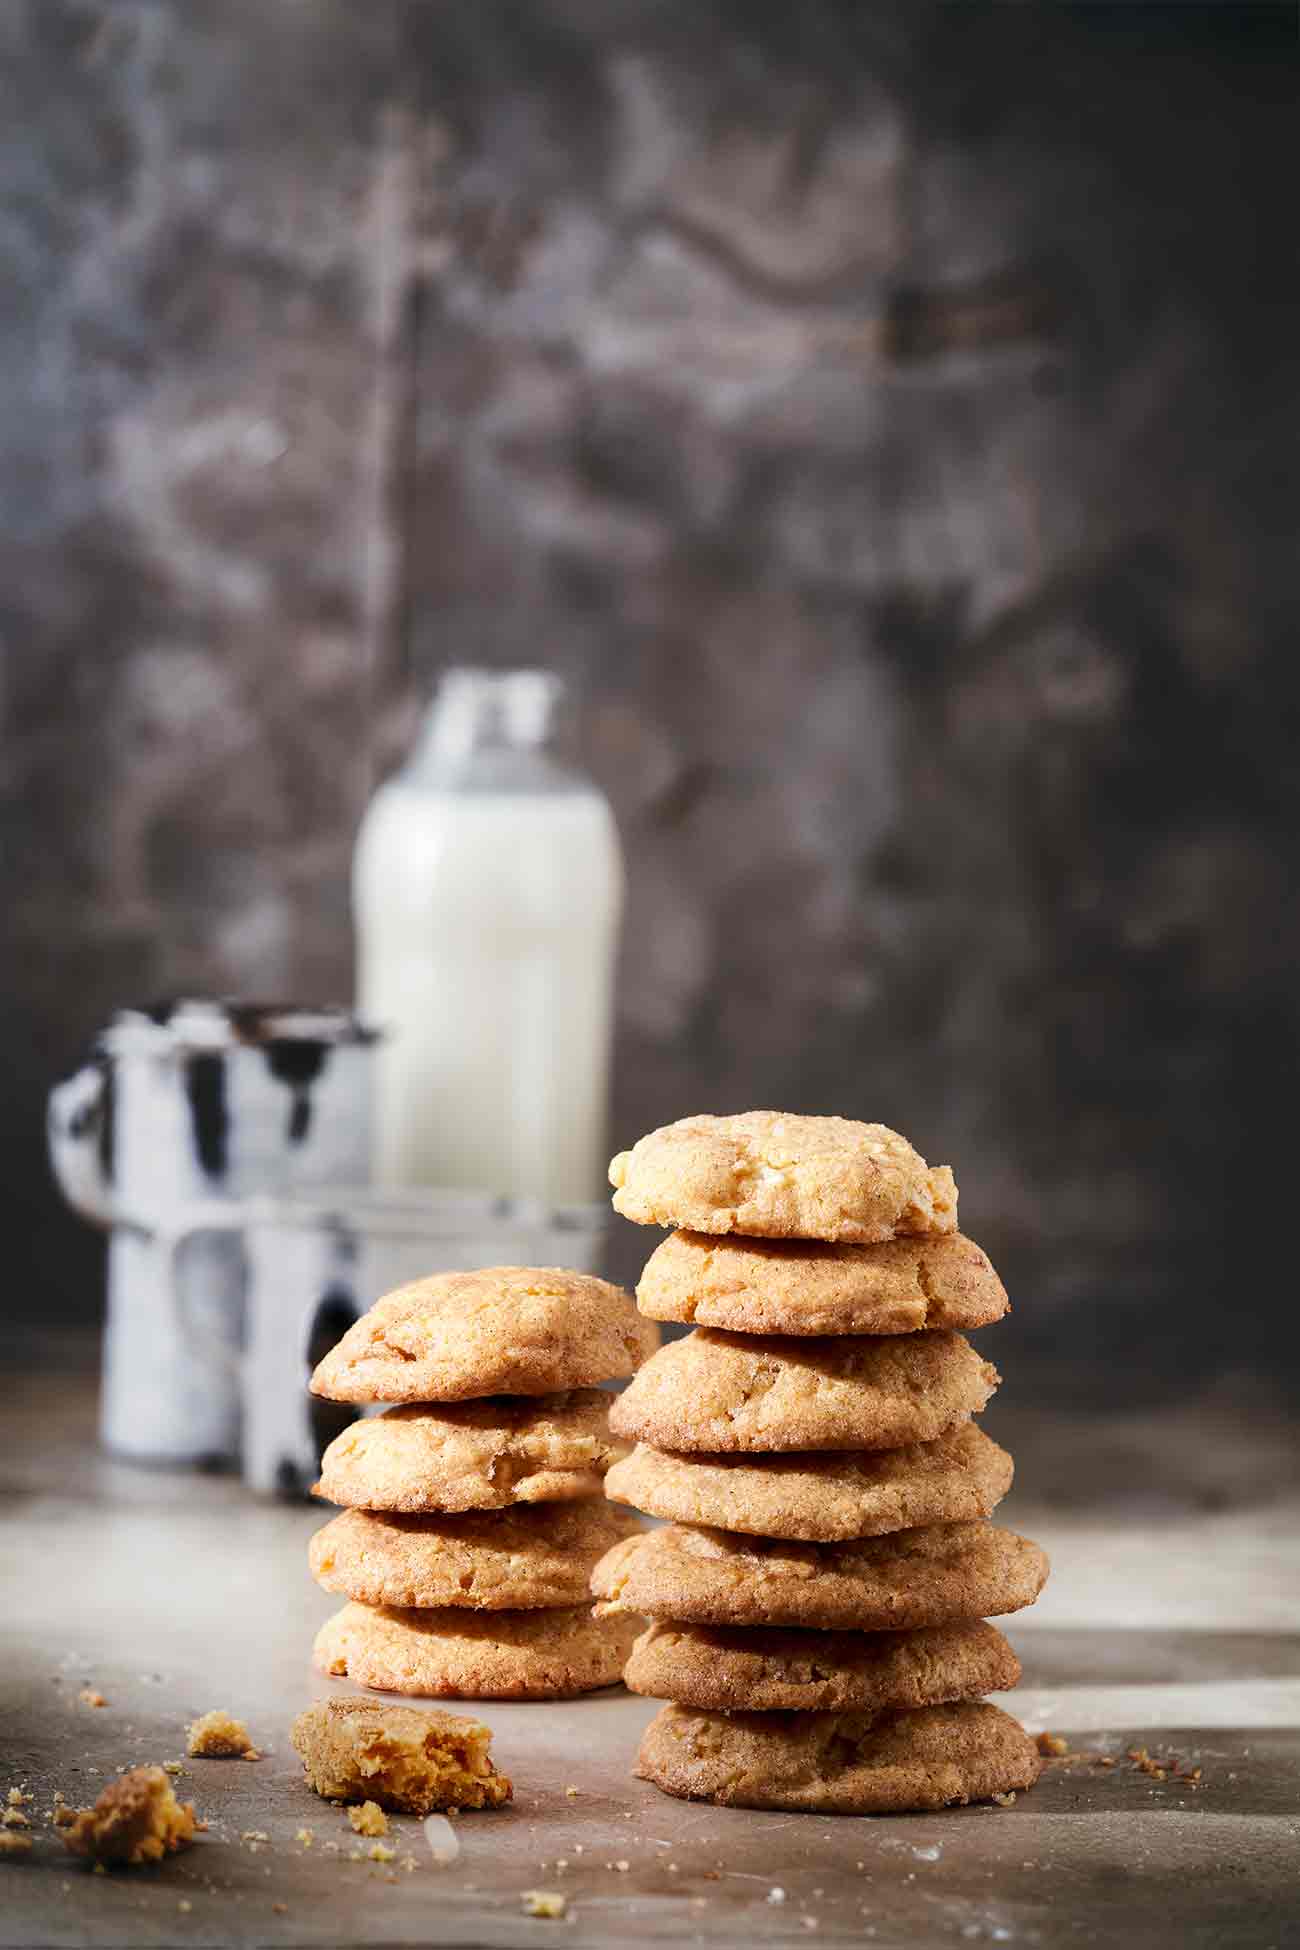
[100, 999, 383, 1054]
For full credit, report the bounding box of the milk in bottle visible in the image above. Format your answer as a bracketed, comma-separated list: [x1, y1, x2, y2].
[352, 668, 623, 1204]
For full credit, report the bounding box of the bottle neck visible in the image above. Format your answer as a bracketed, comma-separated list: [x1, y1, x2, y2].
[407, 668, 566, 779]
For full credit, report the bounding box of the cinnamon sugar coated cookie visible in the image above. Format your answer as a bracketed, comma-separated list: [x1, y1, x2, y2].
[624, 1617, 1020, 1713]
[315, 1601, 640, 1699]
[609, 1112, 957, 1243]
[315, 1391, 626, 1512]
[604, 1423, 1013, 1541]
[309, 1501, 642, 1611]
[310, 1267, 657, 1403]
[609, 1327, 998, 1454]
[592, 1520, 1049, 1631]
[290, 1697, 511, 1813]
[638, 1230, 1007, 1336]
[635, 1700, 1041, 1813]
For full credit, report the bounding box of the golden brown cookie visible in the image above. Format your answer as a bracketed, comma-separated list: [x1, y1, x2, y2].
[609, 1328, 998, 1454]
[592, 1520, 1049, 1631]
[604, 1423, 1013, 1541]
[309, 1502, 643, 1611]
[290, 1697, 512, 1813]
[635, 1700, 1041, 1813]
[314, 1601, 640, 1699]
[315, 1391, 625, 1513]
[609, 1112, 956, 1243]
[625, 1617, 1020, 1713]
[637, 1230, 1007, 1337]
[310, 1267, 658, 1404]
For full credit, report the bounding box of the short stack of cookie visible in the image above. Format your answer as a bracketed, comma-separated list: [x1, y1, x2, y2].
[307, 1266, 657, 1700]
[591, 1113, 1050, 1813]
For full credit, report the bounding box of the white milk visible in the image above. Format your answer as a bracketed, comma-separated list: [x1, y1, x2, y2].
[353, 670, 624, 1205]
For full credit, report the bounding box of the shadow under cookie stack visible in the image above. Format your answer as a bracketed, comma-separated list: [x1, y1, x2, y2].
[306, 1266, 655, 1700]
[591, 1112, 1051, 1814]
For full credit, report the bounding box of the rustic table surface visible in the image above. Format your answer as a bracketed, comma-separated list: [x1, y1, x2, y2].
[3, 1349, 1297, 1950]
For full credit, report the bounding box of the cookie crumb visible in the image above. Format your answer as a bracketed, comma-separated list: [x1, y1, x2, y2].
[348, 1802, 388, 1838]
[162, 1763, 185, 1777]
[564, 1785, 579, 1798]
[768, 1887, 787, 1904]
[273, 1902, 288, 1915]
[178, 1899, 192, 1913]
[0, 1831, 32, 1858]
[295, 1827, 314, 1847]
[614, 1859, 630, 1873]
[63, 1768, 198, 1867]
[991, 1791, 1017, 1807]
[1036, 1733, 1069, 1757]
[2, 1810, 30, 1830]
[369, 1840, 396, 1863]
[79, 1689, 107, 1709]
[522, 1890, 567, 1918]
[187, 1711, 259, 1760]
[6, 1789, 32, 1807]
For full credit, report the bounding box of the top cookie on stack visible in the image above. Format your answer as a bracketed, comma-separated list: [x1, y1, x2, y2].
[308, 1267, 656, 1700]
[595, 1114, 1048, 1815]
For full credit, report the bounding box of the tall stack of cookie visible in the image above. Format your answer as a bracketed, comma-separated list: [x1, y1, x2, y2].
[591, 1113, 1050, 1813]
[307, 1266, 656, 1700]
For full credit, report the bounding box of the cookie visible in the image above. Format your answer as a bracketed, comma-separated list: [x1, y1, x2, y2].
[604, 1423, 1013, 1541]
[625, 1617, 1020, 1713]
[592, 1520, 1049, 1631]
[310, 1267, 658, 1404]
[290, 1696, 512, 1813]
[315, 1391, 625, 1513]
[635, 1700, 1041, 1813]
[637, 1230, 1007, 1337]
[608, 1328, 998, 1454]
[609, 1112, 956, 1243]
[314, 1601, 639, 1700]
[309, 1501, 643, 1611]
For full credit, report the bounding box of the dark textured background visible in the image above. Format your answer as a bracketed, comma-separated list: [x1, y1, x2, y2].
[5, 1, 1298, 1405]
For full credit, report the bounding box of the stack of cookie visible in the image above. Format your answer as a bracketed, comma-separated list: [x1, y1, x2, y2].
[591, 1113, 1050, 1813]
[307, 1266, 656, 1700]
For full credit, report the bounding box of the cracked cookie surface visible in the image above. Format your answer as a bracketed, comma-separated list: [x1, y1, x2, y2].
[604, 1423, 1013, 1540]
[625, 1617, 1020, 1713]
[290, 1697, 512, 1813]
[637, 1229, 1007, 1336]
[610, 1112, 956, 1243]
[310, 1267, 657, 1404]
[314, 1391, 626, 1513]
[608, 1327, 999, 1453]
[635, 1700, 1041, 1812]
[592, 1519, 1049, 1631]
[309, 1501, 642, 1610]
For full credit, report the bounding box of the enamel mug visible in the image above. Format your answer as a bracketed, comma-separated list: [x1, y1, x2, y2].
[47, 1001, 378, 1464]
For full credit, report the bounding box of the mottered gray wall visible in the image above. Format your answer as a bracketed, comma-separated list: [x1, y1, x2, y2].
[5, 2, 1297, 1402]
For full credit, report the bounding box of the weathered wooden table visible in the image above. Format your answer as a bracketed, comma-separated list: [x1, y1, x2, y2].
[3, 1351, 1297, 1948]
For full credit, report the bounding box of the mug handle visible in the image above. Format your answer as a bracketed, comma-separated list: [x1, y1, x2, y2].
[158, 1203, 248, 1380]
[47, 1063, 117, 1228]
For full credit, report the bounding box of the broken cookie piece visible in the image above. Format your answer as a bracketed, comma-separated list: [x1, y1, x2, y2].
[63, 1767, 199, 1867]
[290, 1696, 512, 1815]
[186, 1709, 260, 1759]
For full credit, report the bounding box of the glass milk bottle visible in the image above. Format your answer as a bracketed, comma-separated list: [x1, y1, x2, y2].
[352, 668, 624, 1205]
